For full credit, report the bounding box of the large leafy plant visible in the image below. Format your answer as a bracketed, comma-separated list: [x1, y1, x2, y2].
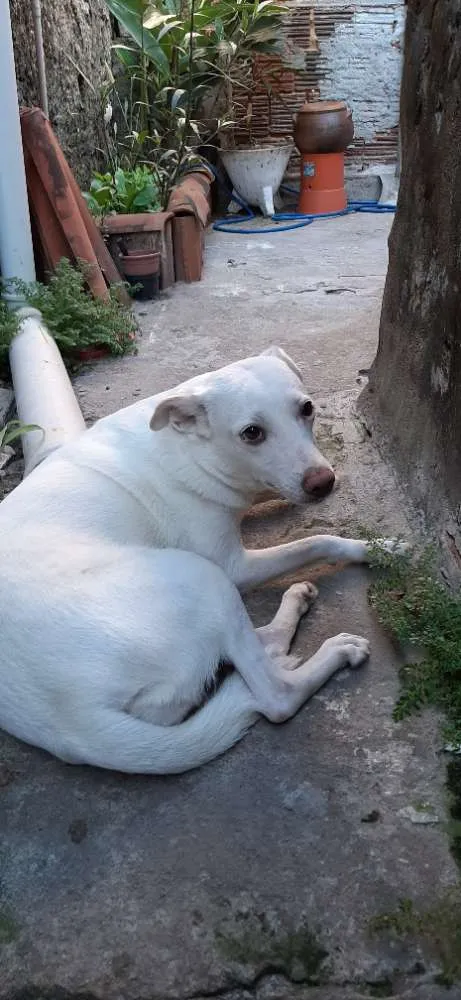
[101, 0, 290, 174]
[192, 0, 290, 145]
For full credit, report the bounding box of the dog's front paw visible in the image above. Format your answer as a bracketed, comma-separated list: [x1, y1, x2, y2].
[323, 633, 370, 668]
[371, 538, 411, 558]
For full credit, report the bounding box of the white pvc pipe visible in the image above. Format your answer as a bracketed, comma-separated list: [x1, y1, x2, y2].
[0, 5, 85, 475]
[0, 0, 36, 295]
[10, 309, 86, 476]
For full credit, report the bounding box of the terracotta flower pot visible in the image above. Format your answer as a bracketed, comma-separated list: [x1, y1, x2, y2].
[100, 213, 175, 290]
[120, 250, 161, 300]
[167, 169, 213, 283]
[75, 345, 111, 362]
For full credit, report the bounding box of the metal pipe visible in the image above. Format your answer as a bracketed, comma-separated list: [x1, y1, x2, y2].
[0, 0, 36, 295]
[31, 0, 49, 118]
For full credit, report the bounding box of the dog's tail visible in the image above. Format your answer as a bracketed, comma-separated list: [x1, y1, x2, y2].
[74, 673, 259, 774]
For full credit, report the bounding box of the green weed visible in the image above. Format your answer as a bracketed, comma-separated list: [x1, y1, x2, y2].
[369, 895, 461, 986]
[0, 258, 137, 368]
[368, 542, 461, 745]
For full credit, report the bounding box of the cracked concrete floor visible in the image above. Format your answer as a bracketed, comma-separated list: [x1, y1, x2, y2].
[1, 215, 460, 1000]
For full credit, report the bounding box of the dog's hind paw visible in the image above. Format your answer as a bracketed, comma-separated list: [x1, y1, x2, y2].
[285, 580, 318, 613]
[323, 633, 370, 669]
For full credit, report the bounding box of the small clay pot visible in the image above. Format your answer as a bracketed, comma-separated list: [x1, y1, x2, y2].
[293, 98, 354, 155]
[120, 250, 161, 300]
[75, 345, 111, 362]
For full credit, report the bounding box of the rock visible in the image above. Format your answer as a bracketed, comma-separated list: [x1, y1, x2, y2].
[361, 809, 381, 824]
[399, 804, 440, 825]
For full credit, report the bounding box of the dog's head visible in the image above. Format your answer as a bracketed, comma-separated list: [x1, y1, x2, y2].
[149, 347, 335, 504]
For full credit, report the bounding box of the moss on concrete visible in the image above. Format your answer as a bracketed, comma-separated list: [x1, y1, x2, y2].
[369, 894, 461, 986]
[0, 907, 19, 944]
[215, 914, 328, 984]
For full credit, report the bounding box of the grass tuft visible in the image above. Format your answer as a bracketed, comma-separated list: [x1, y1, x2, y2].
[367, 543, 461, 745]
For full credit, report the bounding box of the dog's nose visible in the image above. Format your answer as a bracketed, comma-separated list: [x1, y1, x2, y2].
[303, 467, 335, 499]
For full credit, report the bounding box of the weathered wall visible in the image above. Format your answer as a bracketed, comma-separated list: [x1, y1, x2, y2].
[249, 0, 405, 183]
[360, 0, 461, 578]
[319, 2, 404, 154]
[10, 0, 112, 185]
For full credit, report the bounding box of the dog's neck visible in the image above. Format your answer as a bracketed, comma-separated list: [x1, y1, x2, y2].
[153, 433, 257, 513]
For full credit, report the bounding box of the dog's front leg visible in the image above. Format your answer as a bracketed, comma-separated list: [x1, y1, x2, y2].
[231, 535, 403, 590]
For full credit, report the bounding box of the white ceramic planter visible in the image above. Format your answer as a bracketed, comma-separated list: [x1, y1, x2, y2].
[220, 143, 293, 217]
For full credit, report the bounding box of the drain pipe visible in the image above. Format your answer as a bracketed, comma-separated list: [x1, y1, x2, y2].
[10, 309, 86, 475]
[31, 0, 49, 118]
[0, 0, 36, 293]
[0, 0, 85, 475]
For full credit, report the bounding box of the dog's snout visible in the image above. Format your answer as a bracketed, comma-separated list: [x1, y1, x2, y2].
[303, 467, 335, 499]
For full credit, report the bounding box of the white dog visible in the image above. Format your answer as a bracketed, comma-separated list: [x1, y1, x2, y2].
[0, 347, 397, 774]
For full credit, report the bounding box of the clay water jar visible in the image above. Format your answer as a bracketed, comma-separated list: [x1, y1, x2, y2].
[293, 98, 354, 155]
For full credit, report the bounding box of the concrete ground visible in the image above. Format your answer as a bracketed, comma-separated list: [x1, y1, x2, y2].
[1, 214, 460, 1000]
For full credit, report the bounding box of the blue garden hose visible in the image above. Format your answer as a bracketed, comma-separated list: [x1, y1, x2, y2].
[211, 183, 396, 235]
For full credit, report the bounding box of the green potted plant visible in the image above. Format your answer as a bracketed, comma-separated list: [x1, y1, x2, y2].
[1, 259, 137, 366]
[101, 0, 296, 220]
[201, 0, 296, 216]
[83, 165, 165, 295]
[92, 0, 217, 282]
[82, 165, 162, 219]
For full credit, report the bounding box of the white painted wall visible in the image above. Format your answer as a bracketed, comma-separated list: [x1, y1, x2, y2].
[319, 6, 405, 144]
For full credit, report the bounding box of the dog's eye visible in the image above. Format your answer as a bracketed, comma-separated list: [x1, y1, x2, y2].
[240, 425, 266, 444]
[301, 400, 314, 419]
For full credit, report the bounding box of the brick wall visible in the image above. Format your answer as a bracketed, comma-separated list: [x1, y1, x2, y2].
[247, 0, 405, 180]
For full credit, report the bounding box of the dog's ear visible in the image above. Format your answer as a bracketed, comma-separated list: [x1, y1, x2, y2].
[261, 345, 303, 382]
[149, 393, 211, 438]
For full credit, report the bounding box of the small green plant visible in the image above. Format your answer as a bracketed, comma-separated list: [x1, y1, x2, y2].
[368, 542, 461, 744]
[0, 259, 137, 366]
[0, 299, 19, 346]
[0, 420, 42, 451]
[82, 165, 161, 218]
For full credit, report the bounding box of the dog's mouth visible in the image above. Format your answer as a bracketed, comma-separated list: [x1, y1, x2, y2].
[304, 489, 334, 504]
[259, 474, 336, 506]
[258, 485, 315, 506]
